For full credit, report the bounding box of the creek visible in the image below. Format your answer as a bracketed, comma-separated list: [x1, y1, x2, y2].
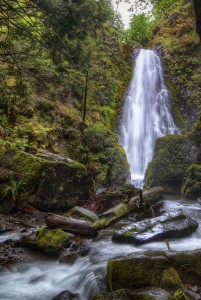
[0, 197, 201, 300]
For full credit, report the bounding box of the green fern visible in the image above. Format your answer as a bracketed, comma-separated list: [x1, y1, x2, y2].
[2, 179, 26, 204]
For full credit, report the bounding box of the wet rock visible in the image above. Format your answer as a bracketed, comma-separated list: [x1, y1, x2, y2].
[65, 206, 98, 222]
[52, 290, 80, 300]
[93, 287, 170, 300]
[112, 211, 198, 244]
[0, 239, 28, 266]
[60, 242, 90, 264]
[0, 226, 6, 233]
[187, 291, 201, 300]
[21, 227, 69, 257]
[60, 252, 78, 264]
[107, 249, 201, 291]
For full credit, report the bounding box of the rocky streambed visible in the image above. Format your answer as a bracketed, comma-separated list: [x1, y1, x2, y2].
[0, 196, 201, 300]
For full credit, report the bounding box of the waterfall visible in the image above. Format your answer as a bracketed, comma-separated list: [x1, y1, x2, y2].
[120, 49, 178, 188]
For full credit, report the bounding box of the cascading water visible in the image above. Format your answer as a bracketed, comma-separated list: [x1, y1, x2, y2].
[121, 49, 178, 188]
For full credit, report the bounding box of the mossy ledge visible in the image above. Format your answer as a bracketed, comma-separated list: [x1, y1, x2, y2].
[0, 148, 92, 211]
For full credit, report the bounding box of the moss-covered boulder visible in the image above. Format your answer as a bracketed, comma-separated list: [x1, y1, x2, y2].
[107, 249, 201, 292]
[0, 149, 91, 210]
[182, 164, 201, 199]
[93, 288, 170, 300]
[80, 124, 129, 187]
[144, 135, 198, 194]
[21, 227, 69, 256]
[64, 206, 98, 222]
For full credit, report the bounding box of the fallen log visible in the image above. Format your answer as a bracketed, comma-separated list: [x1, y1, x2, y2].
[93, 186, 165, 230]
[46, 214, 97, 237]
[128, 186, 165, 209]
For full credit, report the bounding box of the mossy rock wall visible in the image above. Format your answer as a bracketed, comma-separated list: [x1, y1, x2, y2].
[144, 135, 198, 194]
[0, 149, 91, 210]
[80, 124, 129, 187]
[152, 1, 201, 130]
[148, 1, 201, 197]
[182, 164, 201, 198]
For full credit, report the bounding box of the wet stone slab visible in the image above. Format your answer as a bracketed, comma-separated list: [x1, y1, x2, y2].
[112, 211, 198, 244]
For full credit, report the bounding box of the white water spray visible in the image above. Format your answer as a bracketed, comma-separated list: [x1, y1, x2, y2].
[121, 49, 178, 187]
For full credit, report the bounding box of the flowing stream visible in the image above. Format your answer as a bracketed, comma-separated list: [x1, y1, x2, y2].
[120, 49, 178, 187]
[0, 197, 201, 300]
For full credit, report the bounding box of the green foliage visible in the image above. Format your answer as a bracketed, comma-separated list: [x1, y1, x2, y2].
[151, 0, 183, 18]
[127, 13, 153, 46]
[1, 179, 26, 205]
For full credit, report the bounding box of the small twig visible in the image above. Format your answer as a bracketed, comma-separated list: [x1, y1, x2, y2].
[165, 239, 171, 251]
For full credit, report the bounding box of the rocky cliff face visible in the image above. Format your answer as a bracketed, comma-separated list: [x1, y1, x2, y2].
[145, 0, 201, 197]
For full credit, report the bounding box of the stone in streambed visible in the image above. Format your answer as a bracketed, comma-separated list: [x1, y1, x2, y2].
[112, 211, 198, 244]
[60, 242, 90, 264]
[93, 287, 170, 300]
[65, 206, 98, 222]
[107, 249, 201, 292]
[21, 227, 69, 257]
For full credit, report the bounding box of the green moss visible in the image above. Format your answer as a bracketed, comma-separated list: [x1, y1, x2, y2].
[35, 227, 69, 249]
[107, 252, 169, 291]
[93, 203, 130, 230]
[166, 82, 184, 128]
[152, 1, 201, 133]
[161, 267, 183, 291]
[144, 134, 198, 194]
[171, 290, 189, 300]
[80, 124, 129, 187]
[93, 217, 108, 231]
[182, 164, 201, 198]
[0, 148, 91, 210]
